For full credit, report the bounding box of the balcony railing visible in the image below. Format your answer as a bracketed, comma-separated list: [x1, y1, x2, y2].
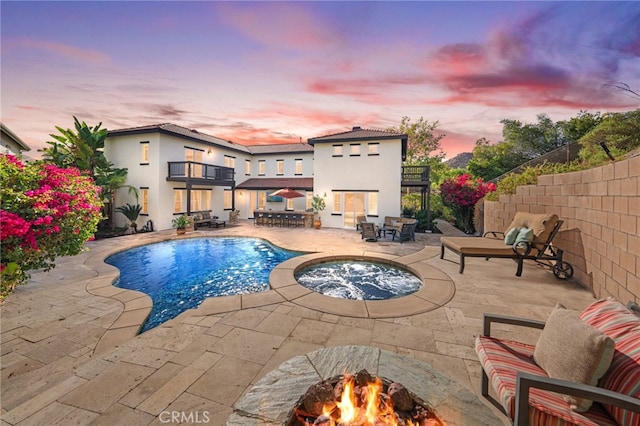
[167, 161, 235, 186]
[401, 165, 430, 186]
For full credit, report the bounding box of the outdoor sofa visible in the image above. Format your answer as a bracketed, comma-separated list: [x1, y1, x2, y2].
[476, 297, 640, 425]
[192, 211, 226, 230]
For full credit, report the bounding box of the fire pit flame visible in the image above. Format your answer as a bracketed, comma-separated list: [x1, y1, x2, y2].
[290, 370, 443, 426]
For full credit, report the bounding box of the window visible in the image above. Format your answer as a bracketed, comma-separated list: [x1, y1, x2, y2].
[224, 190, 232, 209]
[140, 188, 149, 214]
[174, 189, 212, 213]
[258, 160, 266, 175]
[367, 192, 378, 216]
[332, 145, 343, 157]
[185, 148, 203, 177]
[332, 192, 342, 213]
[258, 191, 267, 209]
[224, 155, 235, 169]
[306, 192, 313, 210]
[173, 189, 185, 213]
[245, 159, 251, 175]
[350, 144, 361, 156]
[295, 159, 303, 175]
[190, 189, 211, 212]
[368, 143, 379, 156]
[140, 142, 149, 164]
[286, 198, 294, 210]
[276, 160, 284, 175]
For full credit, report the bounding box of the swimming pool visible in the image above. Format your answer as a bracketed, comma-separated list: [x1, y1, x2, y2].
[295, 260, 423, 300]
[105, 237, 304, 332]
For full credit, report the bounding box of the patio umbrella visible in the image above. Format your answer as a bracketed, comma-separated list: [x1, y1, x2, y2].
[270, 188, 305, 199]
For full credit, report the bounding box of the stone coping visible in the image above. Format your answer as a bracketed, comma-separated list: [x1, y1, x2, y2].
[266, 252, 455, 319]
[87, 232, 454, 353]
[228, 345, 502, 425]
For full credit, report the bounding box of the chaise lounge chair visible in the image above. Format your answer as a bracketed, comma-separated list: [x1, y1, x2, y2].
[440, 212, 573, 278]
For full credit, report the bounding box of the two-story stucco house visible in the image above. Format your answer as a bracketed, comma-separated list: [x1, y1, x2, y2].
[104, 124, 408, 231]
[308, 126, 407, 228]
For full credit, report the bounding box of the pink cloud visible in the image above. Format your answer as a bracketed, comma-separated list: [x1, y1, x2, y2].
[239, 102, 382, 129]
[420, 18, 639, 110]
[305, 75, 428, 105]
[5, 38, 109, 64]
[215, 3, 336, 50]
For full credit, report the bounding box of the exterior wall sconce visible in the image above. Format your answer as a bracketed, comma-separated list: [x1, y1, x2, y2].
[207, 149, 212, 155]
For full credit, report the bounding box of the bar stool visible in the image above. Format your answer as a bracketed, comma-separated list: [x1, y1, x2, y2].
[283, 212, 293, 227]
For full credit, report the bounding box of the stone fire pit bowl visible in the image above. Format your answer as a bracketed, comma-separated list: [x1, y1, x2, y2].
[227, 345, 503, 425]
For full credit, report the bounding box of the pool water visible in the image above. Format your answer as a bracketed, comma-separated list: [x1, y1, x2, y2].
[106, 237, 303, 332]
[295, 261, 422, 300]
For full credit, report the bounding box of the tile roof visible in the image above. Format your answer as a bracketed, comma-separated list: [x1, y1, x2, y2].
[235, 177, 313, 190]
[308, 126, 407, 144]
[247, 143, 313, 155]
[107, 123, 252, 154]
[1, 123, 31, 151]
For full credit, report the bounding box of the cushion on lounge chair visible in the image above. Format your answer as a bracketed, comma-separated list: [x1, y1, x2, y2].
[505, 212, 559, 244]
[475, 336, 617, 426]
[440, 236, 514, 256]
[533, 304, 615, 412]
[515, 227, 534, 245]
[579, 298, 640, 426]
[504, 227, 521, 244]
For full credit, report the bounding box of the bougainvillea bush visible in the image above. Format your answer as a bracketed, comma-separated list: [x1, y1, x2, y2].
[440, 173, 496, 234]
[0, 154, 103, 302]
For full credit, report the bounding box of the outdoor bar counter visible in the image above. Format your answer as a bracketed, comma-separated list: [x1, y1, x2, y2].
[253, 210, 314, 228]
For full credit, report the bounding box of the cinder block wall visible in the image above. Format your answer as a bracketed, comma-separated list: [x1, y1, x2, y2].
[484, 154, 639, 303]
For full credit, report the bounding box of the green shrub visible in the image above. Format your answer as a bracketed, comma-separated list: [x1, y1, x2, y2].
[486, 161, 584, 201]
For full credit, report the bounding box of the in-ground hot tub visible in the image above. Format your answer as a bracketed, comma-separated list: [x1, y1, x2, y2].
[295, 259, 423, 300]
[268, 252, 456, 319]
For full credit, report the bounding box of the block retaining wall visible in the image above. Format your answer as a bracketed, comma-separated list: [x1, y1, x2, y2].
[483, 154, 639, 303]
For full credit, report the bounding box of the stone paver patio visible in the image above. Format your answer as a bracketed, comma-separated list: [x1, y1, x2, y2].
[1, 221, 598, 425]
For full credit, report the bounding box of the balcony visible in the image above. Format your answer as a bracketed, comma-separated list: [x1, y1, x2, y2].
[401, 165, 430, 187]
[167, 161, 235, 186]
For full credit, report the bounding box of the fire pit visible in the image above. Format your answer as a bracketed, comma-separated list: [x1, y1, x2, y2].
[228, 346, 505, 426]
[288, 370, 443, 426]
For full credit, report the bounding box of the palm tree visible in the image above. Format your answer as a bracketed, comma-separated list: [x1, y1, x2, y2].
[115, 203, 142, 231]
[41, 116, 138, 232]
[42, 116, 110, 176]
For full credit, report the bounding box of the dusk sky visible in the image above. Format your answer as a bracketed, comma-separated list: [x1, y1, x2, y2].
[2, 1, 639, 159]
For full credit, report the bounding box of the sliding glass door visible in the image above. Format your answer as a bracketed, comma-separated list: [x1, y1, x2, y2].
[343, 192, 365, 228]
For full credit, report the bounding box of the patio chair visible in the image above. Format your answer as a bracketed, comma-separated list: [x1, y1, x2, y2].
[476, 299, 640, 426]
[440, 212, 573, 278]
[355, 215, 367, 231]
[394, 222, 417, 243]
[360, 222, 378, 242]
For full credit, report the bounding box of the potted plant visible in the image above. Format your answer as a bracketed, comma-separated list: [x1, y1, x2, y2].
[172, 215, 191, 235]
[115, 203, 142, 233]
[311, 194, 326, 229]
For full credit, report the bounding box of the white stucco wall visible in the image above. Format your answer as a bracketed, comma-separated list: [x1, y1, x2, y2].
[234, 152, 314, 217]
[313, 138, 402, 228]
[105, 131, 315, 230]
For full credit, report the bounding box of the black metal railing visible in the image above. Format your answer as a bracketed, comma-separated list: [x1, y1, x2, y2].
[401, 165, 430, 183]
[167, 161, 235, 185]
